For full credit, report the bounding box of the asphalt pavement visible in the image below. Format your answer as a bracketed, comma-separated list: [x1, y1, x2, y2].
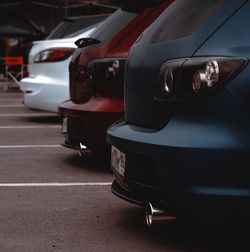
[0, 82, 250, 251]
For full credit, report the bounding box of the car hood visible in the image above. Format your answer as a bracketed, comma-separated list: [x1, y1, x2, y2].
[124, 0, 247, 129]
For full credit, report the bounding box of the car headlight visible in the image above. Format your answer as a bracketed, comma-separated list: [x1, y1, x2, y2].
[85, 58, 127, 96]
[154, 57, 247, 100]
[34, 48, 75, 63]
[87, 58, 127, 80]
[70, 57, 127, 103]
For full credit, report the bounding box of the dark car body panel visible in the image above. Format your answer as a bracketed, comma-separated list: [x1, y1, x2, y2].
[59, 1, 174, 160]
[124, 0, 246, 129]
[107, 0, 250, 220]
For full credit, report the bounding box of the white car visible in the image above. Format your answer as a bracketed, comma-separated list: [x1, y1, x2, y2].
[19, 25, 97, 112]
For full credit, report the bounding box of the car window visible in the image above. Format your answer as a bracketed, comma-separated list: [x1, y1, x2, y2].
[64, 16, 108, 37]
[47, 15, 109, 39]
[137, 0, 228, 45]
[64, 23, 100, 38]
[90, 9, 137, 42]
[46, 21, 71, 39]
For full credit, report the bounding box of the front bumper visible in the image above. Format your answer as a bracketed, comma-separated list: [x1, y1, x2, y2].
[59, 97, 123, 158]
[20, 76, 69, 113]
[107, 94, 250, 217]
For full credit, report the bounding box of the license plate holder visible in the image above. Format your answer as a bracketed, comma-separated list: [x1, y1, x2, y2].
[111, 146, 125, 177]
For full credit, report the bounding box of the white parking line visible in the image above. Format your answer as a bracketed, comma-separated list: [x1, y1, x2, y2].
[0, 126, 60, 129]
[0, 113, 56, 117]
[0, 105, 24, 107]
[0, 182, 112, 187]
[0, 98, 22, 100]
[0, 145, 62, 148]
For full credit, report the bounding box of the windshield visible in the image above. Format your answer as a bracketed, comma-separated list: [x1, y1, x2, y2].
[47, 15, 109, 39]
[137, 0, 228, 45]
[46, 21, 71, 39]
[90, 9, 136, 42]
[64, 23, 100, 38]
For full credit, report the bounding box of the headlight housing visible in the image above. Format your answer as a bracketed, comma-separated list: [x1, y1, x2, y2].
[154, 57, 247, 100]
[87, 58, 126, 79]
[69, 57, 127, 103]
[85, 58, 127, 97]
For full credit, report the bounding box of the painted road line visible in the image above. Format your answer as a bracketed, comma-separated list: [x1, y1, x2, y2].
[0, 126, 61, 129]
[0, 105, 24, 107]
[0, 98, 22, 100]
[0, 113, 56, 117]
[0, 145, 62, 148]
[0, 182, 112, 187]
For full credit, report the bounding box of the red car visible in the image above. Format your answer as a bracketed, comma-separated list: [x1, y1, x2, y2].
[59, 1, 174, 161]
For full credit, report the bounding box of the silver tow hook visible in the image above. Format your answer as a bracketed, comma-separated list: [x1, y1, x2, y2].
[78, 142, 91, 157]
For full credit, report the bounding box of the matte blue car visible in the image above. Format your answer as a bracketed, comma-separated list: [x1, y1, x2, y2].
[107, 0, 250, 226]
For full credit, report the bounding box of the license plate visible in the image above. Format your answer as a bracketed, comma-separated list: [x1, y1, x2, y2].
[111, 146, 125, 177]
[62, 117, 68, 133]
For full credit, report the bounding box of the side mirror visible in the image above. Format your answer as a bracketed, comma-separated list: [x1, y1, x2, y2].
[75, 38, 101, 48]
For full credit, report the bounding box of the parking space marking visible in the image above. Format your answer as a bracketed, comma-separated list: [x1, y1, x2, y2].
[0, 98, 22, 100]
[0, 113, 56, 117]
[0, 182, 112, 187]
[0, 105, 24, 107]
[0, 145, 62, 148]
[0, 126, 60, 129]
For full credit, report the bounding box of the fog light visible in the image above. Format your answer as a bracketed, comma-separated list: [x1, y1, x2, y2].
[164, 67, 173, 94]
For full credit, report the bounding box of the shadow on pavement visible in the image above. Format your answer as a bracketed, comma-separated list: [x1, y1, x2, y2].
[25, 115, 62, 124]
[63, 153, 111, 174]
[116, 206, 250, 252]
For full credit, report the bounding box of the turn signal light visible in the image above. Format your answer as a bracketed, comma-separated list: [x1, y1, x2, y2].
[34, 48, 75, 63]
